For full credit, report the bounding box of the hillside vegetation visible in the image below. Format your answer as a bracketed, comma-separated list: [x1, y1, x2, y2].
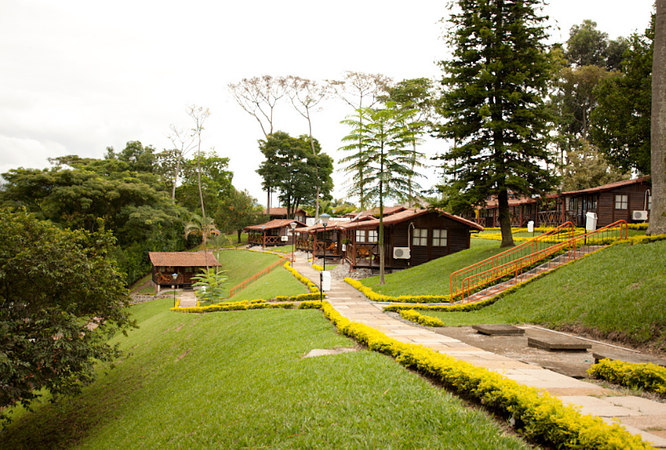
[426, 240, 666, 351]
[0, 299, 529, 449]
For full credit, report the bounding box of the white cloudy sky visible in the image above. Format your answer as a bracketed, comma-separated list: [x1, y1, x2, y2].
[0, 0, 655, 206]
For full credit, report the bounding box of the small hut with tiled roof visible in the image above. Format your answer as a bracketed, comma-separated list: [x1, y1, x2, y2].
[148, 251, 221, 292]
[243, 219, 307, 247]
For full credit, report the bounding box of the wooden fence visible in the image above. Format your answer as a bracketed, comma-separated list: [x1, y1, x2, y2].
[229, 256, 287, 297]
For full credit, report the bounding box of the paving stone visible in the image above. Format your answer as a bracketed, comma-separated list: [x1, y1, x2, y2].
[528, 336, 592, 352]
[608, 397, 666, 416]
[561, 396, 643, 417]
[603, 418, 666, 448]
[472, 324, 525, 336]
[543, 387, 613, 396]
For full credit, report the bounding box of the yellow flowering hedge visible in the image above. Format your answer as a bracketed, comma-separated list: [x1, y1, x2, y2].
[344, 278, 451, 303]
[589, 359, 666, 396]
[172, 299, 296, 313]
[285, 261, 323, 295]
[312, 264, 324, 271]
[320, 301, 651, 449]
[398, 309, 444, 327]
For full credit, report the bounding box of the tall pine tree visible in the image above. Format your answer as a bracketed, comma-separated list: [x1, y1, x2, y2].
[436, 0, 557, 247]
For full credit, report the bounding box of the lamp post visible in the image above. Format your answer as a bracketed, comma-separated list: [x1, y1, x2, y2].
[320, 213, 330, 271]
[319, 213, 331, 302]
[289, 221, 297, 264]
[172, 272, 178, 307]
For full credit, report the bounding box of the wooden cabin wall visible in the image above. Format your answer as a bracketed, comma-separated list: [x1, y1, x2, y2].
[391, 213, 473, 268]
[593, 184, 650, 227]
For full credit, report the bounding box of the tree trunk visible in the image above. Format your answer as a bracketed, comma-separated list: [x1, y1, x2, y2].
[648, 0, 666, 235]
[172, 155, 180, 204]
[379, 144, 386, 284]
[498, 190, 515, 248]
[266, 188, 271, 217]
[237, 229, 242, 243]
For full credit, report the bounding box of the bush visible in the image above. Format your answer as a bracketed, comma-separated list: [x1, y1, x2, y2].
[345, 278, 451, 303]
[589, 359, 666, 396]
[398, 309, 444, 327]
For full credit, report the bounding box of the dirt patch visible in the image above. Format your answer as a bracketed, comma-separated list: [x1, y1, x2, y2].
[176, 348, 192, 361]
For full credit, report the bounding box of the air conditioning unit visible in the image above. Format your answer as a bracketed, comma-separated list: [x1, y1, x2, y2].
[393, 247, 411, 259]
[632, 210, 648, 221]
[280, 236, 289, 242]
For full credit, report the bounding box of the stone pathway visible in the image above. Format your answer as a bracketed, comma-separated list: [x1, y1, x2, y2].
[291, 255, 666, 448]
[177, 289, 198, 308]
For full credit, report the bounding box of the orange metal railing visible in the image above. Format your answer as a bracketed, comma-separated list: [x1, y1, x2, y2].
[451, 221, 628, 302]
[229, 256, 287, 297]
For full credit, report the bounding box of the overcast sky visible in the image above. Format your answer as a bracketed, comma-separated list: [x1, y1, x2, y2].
[0, 0, 655, 206]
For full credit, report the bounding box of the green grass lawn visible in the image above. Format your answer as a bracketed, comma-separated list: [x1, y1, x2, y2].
[425, 240, 666, 350]
[229, 266, 307, 301]
[0, 299, 529, 450]
[216, 249, 284, 296]
[361, 239, 507, 296]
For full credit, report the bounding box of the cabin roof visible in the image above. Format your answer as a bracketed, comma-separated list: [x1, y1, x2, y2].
[561, 176, 650, 196]
[148, 252, 221, 267]
[262, 207, 308, 217]
[244, 219, 307, 232]
[340, 208, 484, 231]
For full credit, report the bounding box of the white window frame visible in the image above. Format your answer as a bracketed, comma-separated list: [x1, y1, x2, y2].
[432, 229, 448, 247]
[615, 194, 628, 210]
[367, 230, 378, 243]
[355, 230, 365, 242]
[412, 228, 427, 246]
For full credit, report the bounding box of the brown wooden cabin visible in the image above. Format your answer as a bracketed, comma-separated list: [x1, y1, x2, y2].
[244, 219, 307, 247]
[561, 177, 651, 227]
[262, 207, 308, 223]
[148, 251, 221, 292]
[341, 209, 483, 270]
[462, 177, 651, 229]
[295, 219, 348, 260]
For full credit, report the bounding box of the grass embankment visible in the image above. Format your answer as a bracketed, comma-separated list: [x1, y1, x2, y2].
[230, 265, 307, 301]
[216, 249, 284, 297]
[425, 240, 666, 350]
[361, 239, 506, 296]
[0, 299, 529, 450]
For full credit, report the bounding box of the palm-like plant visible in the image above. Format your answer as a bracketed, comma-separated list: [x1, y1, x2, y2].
[184, 215, 221, 270]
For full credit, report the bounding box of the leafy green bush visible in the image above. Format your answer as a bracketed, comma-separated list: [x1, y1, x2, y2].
[398, 309, 444, 327]
[345, 278, 451, 303]
[589, 359, 666, 395]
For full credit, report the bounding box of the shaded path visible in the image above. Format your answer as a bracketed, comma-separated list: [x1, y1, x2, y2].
[291, 255, 666, 448]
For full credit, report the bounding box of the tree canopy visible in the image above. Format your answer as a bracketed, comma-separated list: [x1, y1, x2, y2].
[436, 0, 557, 247]
[257, 132, 333, 218]
[0, 209, 134, 422]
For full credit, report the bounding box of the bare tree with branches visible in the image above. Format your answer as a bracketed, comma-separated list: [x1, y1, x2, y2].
[166, 124, 196, 203]
[286, 76, 330, 219]
[228, 75, 289, 215]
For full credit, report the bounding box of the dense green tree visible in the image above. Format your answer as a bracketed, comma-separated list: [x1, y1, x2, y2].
[257, 132, 333, 218]
[0, 156, 187, 285]
[649, 0, 666, 235]
[105, 140, 158, 174]
[215, 188, 264, 242]
[340, 102, 420, 283]
[590, 17, 654, 174]
[560, 140, 628, 191]
[565, 20, 609, 68]
[436, 0, 557, 247]
[175, 151, 233, 215]
[0, 209, 134, 422]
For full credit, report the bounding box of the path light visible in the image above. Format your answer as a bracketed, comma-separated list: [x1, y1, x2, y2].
[289, 221, 297, 264]
[172, 272, 178, 307]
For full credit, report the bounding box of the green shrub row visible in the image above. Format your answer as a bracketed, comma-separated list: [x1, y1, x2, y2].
[589, 359, 666, 396]
[312, 263, 324, 271]
[172, 299, 325, 314]
[275, 292, 324, 301]
[319, 302, 651, 449]
[344, 277, 451, 303]
[398, 309, 444, 327]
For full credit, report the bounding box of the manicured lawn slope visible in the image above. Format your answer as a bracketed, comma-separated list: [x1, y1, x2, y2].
[427, 240, 666, 349]
[361, 239, 507, 296]
[230, 265, 307, 300]
[0, 299, 529, 450]
[216, 249, 283, 296]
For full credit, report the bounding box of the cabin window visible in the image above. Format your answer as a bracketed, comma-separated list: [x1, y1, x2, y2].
[367, 230, 378, 243]
[412, 228, 427, 246]
[615, 194, 628, 210]
[432, 229, 448, 246]
[648, 195, 652, 211]
[355, 230, 365, 242]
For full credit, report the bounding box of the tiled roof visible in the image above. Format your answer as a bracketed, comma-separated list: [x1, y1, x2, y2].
[340, 209, 484, 231]
[262, 208, 308, 216]
[561, 176, 649, 196]
[148, 252, 221, 267]
[244, 219, 306, 232]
